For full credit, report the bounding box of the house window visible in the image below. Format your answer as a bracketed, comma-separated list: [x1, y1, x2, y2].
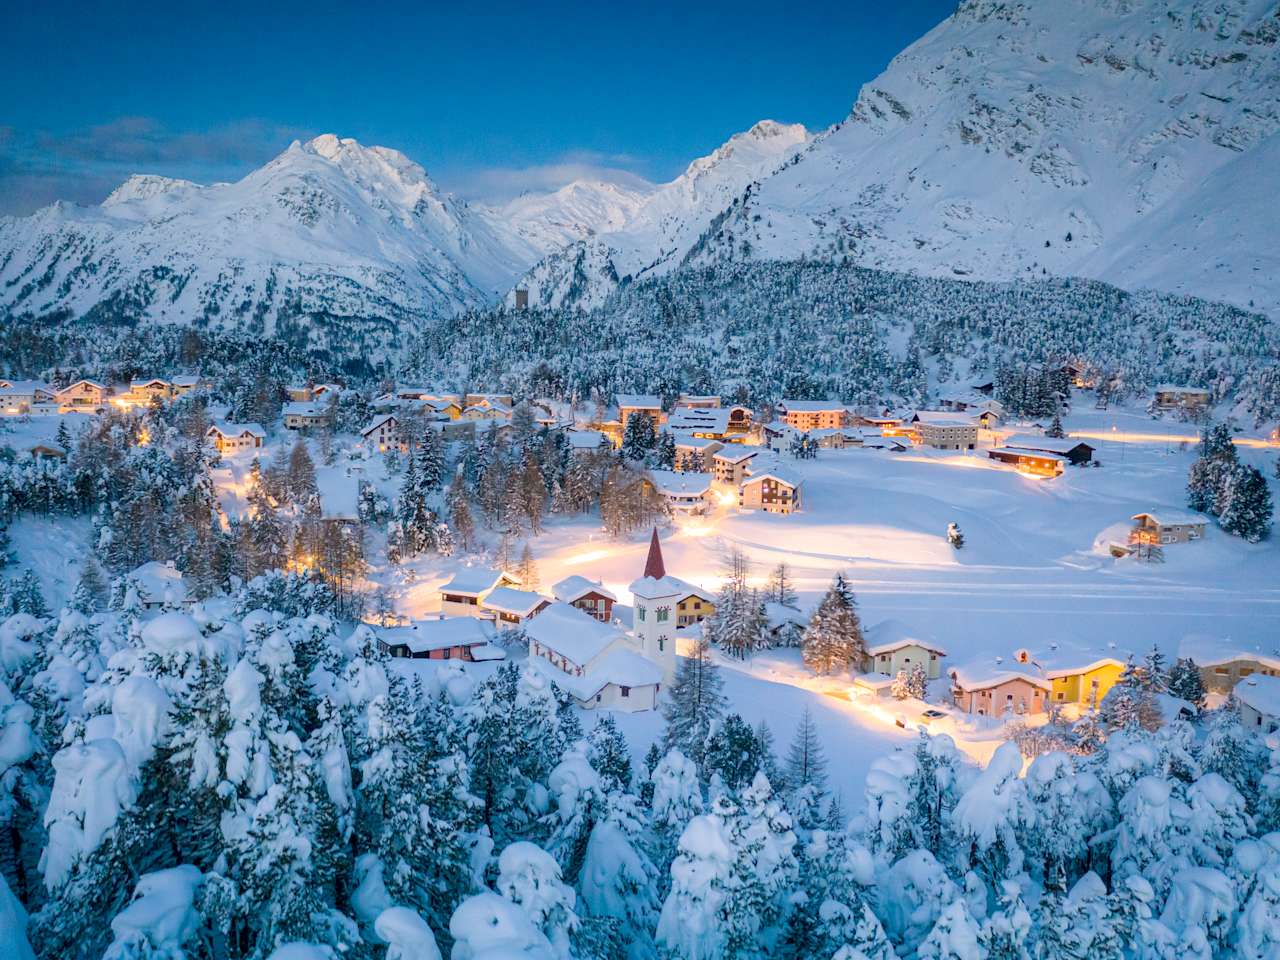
[656, 606, 670, 623]
[1215, 667, 1229, 675]
[1241, 668, 1254, 677]
[621, 686, 630, 698]
[658, 636, 666, 652]
[637, 605, 646, 622]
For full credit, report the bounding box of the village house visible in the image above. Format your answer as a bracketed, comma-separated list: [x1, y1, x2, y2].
[524, 602, 663, 711]
[283, 402, 330, 430]
[986, 447, 1066, 478]
[1233, 675, 1280, 733]
[647, 470, 713, 515]
[911, 411, 978, 450]
[376, 617, 505, 661]
[950, 664, 1050, 718]
[465, 392, 514, 410]
[462, 401, 512, 423]
[125, 561, 193, 611]
[0, 380, 56, 413]
[999, 435, 1095, 466]
[439, 566, 521, 617]
[552, 575, 617, 623]
[1131, 511, 1208, 547]
[739, 469, 803, 514]
[566, 429, 611, 457]
[424, 397, 464, 420]
[125, 378, 173, 406]
[207, 422, 266, 454]
[316, 467, 360, 525]
[617, 394, 665, 429]
[286, 384, 313, 403]
[56, 379, 108, 411]
[361, 414, 401, 453]
[779, 400, 846, 432]
[666, 406, 732, 440]
[674, 584, 716, 628]
[170, 375, 206, 396]
[674, 394, 721, 410]
[861, 619, 947, 680]
[481, 586, 552, 628]
[711, 448, 759, 486]
[1154, 385, 1211, 412]
[1184, 637, 1280, 694]
[672, 435, 723, 472]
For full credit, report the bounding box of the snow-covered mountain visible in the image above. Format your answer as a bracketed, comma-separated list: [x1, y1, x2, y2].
[510, 120, 810, 308]
[0, 134, 648, 335]
[519, 0, 1280, 315]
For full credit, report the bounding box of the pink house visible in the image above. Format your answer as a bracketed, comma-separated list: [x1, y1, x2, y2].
[950, 667, 1050, 718]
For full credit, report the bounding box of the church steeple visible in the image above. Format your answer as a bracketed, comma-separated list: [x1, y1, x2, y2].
[643, 527, 666, 580]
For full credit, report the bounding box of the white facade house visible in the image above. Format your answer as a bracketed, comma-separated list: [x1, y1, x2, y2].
[525, 602, 663, 712]
[361, 414, 400, 452]
[207, 422, 265, 454]
[481, 586, 551, 628]
[283, 402, 330, 429]
[1235, 674, 1280, 733]
[439, 566, 520, 617]
[647, 470, 712, 514]
[912, 411, 979, 450]
[862, 619, 947, 679]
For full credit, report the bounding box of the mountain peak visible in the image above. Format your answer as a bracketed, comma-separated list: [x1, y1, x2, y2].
[683, 119, 809, 181]
[101, 174, 199, 207]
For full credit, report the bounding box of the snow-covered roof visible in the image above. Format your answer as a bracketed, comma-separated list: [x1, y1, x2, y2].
[316, 467, 359, 521]
[1001, 435, 1093, 454]
[852, 672, 897, 690]
[742, 469, 802, 490]
[670, 432, 723, 452]
[380, 617, 495, 655]
[60, 378, 105, 391]
[524, 602, 625, 666]
[440, 566, 514, 597]
[1233, 674, 1280, 717]
[208, 421, 266, 439]
[764, 601, 806, 630]
[1131, 511, 1208, 527]
[0, 379, 52, 393]
[912, 410, 978, 426]
[127, 561, 189, 606]
[526, 646, 662, 700]
[781, 399, 844, 412]
[1154, 384, 1210, 395]
[865, 619, 946, 657]
[130, 377, 169, 389]
[991, 447, 1066, 464]
[552, 575, 617, 605]
[617, 394, 662, 409]
[171, 375, 201, 387]
[948, 663, 1052, 692]
[482, 586, 550, 617]
[566, 429, 608, 449]
[667, 408, 732, 433]
[648, 470, 711, 497]
[283, 401, 326, 417]
[713, 448, 759, 464]
[1176, 634, 1280, 671]
[629, 573, 711, 602]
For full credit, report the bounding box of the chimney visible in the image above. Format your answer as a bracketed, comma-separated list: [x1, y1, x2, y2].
[643, 528, 666, 580]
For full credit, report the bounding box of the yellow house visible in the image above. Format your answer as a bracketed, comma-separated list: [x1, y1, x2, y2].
[1016, 647, 1126, 708]
[674, 584, 716, 628]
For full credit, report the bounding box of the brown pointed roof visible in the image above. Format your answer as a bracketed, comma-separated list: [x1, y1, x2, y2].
[643, 528, 666, 580]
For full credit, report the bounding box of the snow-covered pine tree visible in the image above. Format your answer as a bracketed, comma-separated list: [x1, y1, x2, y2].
[1218, 463, 1272, 542]
[661, 633, 726, 775]
[704, 714, 766, 794]
[1167, 657, 1207, 709]
[621, 412, 656, 462]
[587, 713, 633, 793]
[801, 574, 865, 675]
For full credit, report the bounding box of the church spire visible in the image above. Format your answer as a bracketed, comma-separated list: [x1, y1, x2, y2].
[643, 527, 666, 580]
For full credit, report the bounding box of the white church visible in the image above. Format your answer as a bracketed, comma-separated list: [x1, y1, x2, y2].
[524, 529, 682, 712]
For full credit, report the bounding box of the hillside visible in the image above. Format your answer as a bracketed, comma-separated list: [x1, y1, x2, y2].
[518, 0, 1280, 314]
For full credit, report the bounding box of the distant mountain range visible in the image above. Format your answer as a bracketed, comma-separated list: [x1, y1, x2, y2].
[2, 0, 1277, 345]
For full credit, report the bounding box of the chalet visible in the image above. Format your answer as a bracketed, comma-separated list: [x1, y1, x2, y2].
[647, 470, 712, 515]
[672, 435, 723, 472]
[1154, 385, 1211, 412]
[1233, 675, 1280, 733]
[862, 620, 947, 680]
[286, 384, 314, 403]
[0, 380, 56, 412]
[283, 402, 330, 430]
[859, 414, 904, 431]
[525, 602, 663, 711]
[711, 448, 759, 486]
[566, 429, 611, 457]
[1131, 511, 1207, 546]
[361, 414, 400, 452]
[170, 375, 206, 396]
[674, 394, 721, 410]
[739, 470, 802, 515]
[999, 435, 1095, 465]
[779, 400, 845, 432]
[481, 586, 551, 628]
[971, 380, 996, 397]
[376, 617, 505, 661]
[552, 575, 616, 623]
[56, 379, 107, 411]
[666, 406, 734, 440]
[439, 566, 520, 617]
[911, 411, 978, 450]
[987, 447, 1065, 478]
[125, 560, 192, 611]
[126, 378, 173, 405]
[465, 392, 514, 410]
[950, 664, 1050, 718]
[617, 394, 665, 429]
[461, 402, 512, 422]
[207, 422, 265, 454]
[423, 398, 464, 419]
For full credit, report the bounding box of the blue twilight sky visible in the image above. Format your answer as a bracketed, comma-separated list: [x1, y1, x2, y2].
[0, 0, 957, 215]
